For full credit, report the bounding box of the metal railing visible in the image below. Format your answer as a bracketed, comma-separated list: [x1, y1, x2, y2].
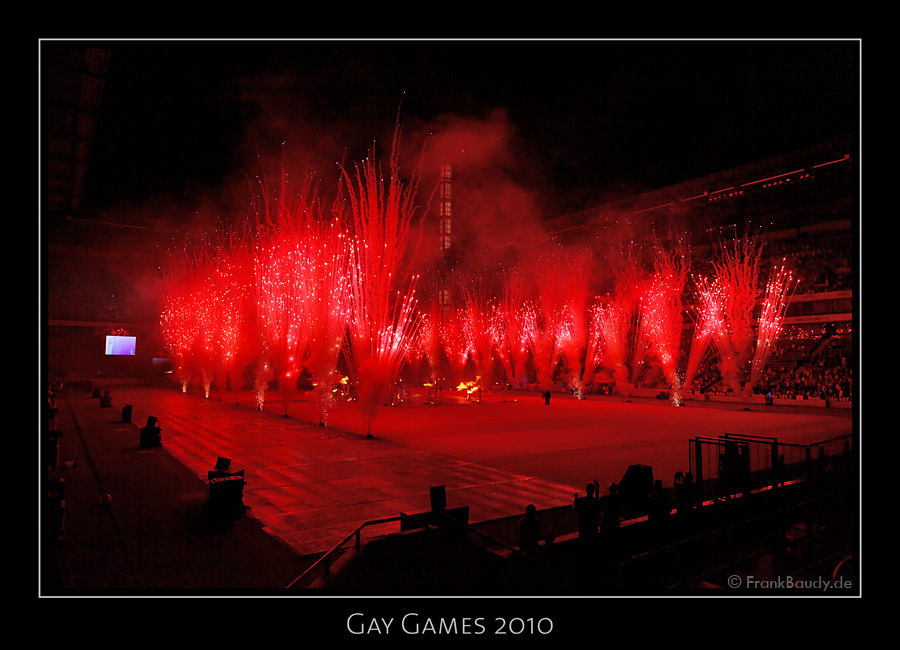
[285, 515, 401, 589]
[285, 509, 552, 589]
[689, 433, 852, 505]
[617, 493, 840, 590]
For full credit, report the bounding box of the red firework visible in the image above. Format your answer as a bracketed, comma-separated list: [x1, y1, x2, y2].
[302, 217, 354, 425]
[528, 251, 590, 391]
[160, 239, 219, 395]
[708, 235, 763, 398]
[440, 306, 474, 385]
[641, 245, 689, 403]
[593, 246, 649, 399]
[339, 133, 423, 433]
[494, 267, 530, 389]
[249, 158, 339, 415]
[462, 276, 500, 388]
[749, 258, 796, 390]
[683, 273, 723, 393]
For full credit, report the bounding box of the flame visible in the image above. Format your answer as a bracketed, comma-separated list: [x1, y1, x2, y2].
[456, 375, 482, 395]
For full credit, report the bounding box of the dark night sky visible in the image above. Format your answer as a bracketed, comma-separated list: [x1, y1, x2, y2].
[76, 39, 859, 219]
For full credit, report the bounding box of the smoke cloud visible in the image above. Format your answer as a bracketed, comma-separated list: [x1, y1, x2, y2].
[407, 109, 556, 273]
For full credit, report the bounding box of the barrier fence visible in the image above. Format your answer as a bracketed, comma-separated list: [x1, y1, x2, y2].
[689, 432, 853, 505]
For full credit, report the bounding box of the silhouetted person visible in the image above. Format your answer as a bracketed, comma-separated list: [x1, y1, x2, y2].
[672, 471, 684, 514]
[674, 471, 695, 527]
[519, 504, 553, 555]
[722, 440, 747, 498]
[647, 479, 670, 533]
[543, 390, 551, 405]
[600, 482, 622, 530]
[737, 445, 752, 497]
[591, 482, 622, 578]
[574, 480, 601, 543]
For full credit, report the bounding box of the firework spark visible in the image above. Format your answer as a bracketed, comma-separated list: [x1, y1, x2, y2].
[339, 133, 424, 433]
[750, 258, 796, 391]
[642, 246, 689, 404]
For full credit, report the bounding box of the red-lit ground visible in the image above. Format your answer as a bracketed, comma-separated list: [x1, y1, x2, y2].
[258, 387, 852, 492]
[104, 385, 853, 556]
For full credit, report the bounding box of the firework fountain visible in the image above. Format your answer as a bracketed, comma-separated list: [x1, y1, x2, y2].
[593, 300, 630, 398]
[338, 132, 424, 435]
[583, 298, 606, 394]
[684, 238, 795, 405]
[641, 245, 689, 405]
[207, 225, 256, 404]
[494, 267, 531, 389]
[159, 285, 200, 393]
[749, 258, 796, 392]
[551, 250, 593, 397]
[706, 235, 762, 400]
[301, 216, 354, 426]
[440, 306, 473, 386]
[418, 283, 447, 387]
[251, 166, 322, 416]
[522, 300, 551, 390]
[594, 247, 648, 400]
[191, 275, 219, 398]
[160, 240, 218, 395]
[683, 273, 721, 395]
[526, 252, 584, 391]
[629, 291, 653, 390]
[462, 275, 500, 391]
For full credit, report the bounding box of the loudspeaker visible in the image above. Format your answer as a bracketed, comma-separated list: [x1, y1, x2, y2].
[140, 416, 162, 448]
[122, 404, 133, 423]
[208, 457, 237, 480]
[400, 511, 432, 531]
[208, 467, 244, 481]
[209, 474, 245, 512]
[430, 485, 447, 511]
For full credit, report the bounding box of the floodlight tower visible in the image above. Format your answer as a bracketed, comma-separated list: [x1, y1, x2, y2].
[438, 164, 453, 318]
